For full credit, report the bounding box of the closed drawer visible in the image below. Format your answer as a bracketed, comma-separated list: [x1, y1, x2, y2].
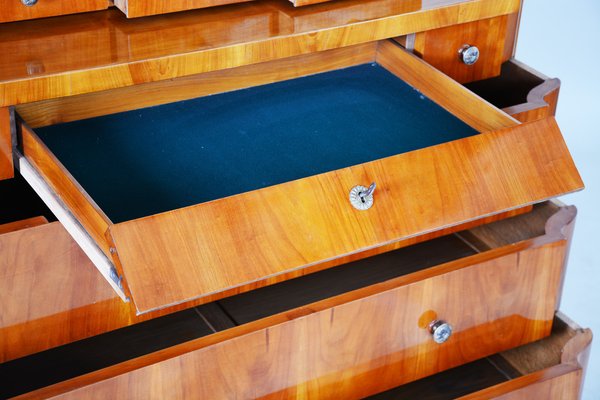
[0, 0, 109, 23]
[12, 40, 582, 315]
[369, 313, 591, 399]
[2, 202, 575, 398]
[113, 0, 254, 18]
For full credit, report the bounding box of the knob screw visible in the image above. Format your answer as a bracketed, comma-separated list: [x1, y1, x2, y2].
[429, 320, 453, 344]
[459, 44, 480, 65]
[21, 0, 38, 5]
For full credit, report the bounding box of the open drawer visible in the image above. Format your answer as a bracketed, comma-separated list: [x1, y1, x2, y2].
[465, 59, 562, 123]
[13, 40, 583, 314]
[1, 202, 577, 398]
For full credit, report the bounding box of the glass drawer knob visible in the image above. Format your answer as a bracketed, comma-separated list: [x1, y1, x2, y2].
[21, 0, 38, 5]
[349, 182, 376, 210]
[459, 44, 480, 65]
[429, 320, 453, 344]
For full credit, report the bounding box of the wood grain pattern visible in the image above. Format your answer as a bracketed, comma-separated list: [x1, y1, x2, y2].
[0, 216, 47, 235]
[106, 116, 582, 314]
[0, 220, 223, 363]
[0, 206, 530, 364]
[20, 227, 569, 399]
[465, 60, 561, 124]
[114, 0, 253, 18]
[0, 0, 108, 23]
[459, 314, 592, 399]
[19, 123, 113, 257]
[0, 0, 520, 106]
[503, 61, 561, 123]
[18, 41, 578, 314]
[412, 16, 509, 83]
[16, 43, 378, 128]
[376, 40, 518, 131]
[0, 107, 13, 180]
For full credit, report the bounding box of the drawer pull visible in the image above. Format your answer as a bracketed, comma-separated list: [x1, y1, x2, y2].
[21, 0, 38, 6]
[349, 182, 376, 210]
[429, 320, 453, 344]
[459, 44, 480, 65]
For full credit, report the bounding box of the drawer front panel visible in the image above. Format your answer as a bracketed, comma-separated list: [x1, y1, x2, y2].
[35, 238, 567, 399]
[113, 0, 254, 18]
[412, 16, 511, 84]
[0, 0, 108, 23]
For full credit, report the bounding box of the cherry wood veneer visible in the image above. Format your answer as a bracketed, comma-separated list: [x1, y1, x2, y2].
[113, 0, 253, 18]
[411, 16, 511, 84]
[16, 42, 582, 314]
[0, 107, 13, 180]
[0, 0, 109, 24]
[0, 0, 520, 107]
[13, 203, 576, 399]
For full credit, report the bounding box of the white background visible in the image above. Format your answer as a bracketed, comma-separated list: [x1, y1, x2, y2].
[517, 1, 600, 398]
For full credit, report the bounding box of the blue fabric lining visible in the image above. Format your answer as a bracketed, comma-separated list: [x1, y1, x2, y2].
[36, 63, 478, 223]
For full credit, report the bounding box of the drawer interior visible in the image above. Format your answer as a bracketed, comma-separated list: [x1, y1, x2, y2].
[0, 175, 54, 227]
[33, 63, 476, 223]
[0, 202, 561, 398]
[465, 60, 546, 109]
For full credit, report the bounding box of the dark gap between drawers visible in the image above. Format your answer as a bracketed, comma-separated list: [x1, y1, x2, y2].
[464, 61, 544, 109]
[0, 234, 473, 397]
[0, 174, 56, 225]
[215, 235, 475, 324]
[365, 354, 522, 399]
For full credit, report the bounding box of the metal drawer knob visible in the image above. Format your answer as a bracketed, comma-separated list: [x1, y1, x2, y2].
[21, 0, 38, 6]
[429, 320, 453, 344]
[349, 182, 376, 210]
[458, 44, 480, 65]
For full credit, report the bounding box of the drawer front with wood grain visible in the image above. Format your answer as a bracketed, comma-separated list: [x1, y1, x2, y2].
[369, 313, 591, 400]
[0, 0, 109, 23]
[4, 203, 575, 399]
[113, 0, 254, 18]
[12, 41, 583, 316]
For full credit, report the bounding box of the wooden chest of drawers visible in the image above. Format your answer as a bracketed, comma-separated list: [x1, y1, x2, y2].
[0, 0, 591, 398]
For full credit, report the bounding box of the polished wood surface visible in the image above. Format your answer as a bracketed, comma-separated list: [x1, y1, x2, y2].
[459, 314, 592, 399]
[504, 61, 560, 123]
[0, 215, 47, 235]
[0, 0, 520, 106]
[0, 222, 124, 363]
[18, 204, 573, 399]
[465, 59, 561, 123]
[107, 115, 581, 314]
[412, 16, 509, 84]
[20, 123, 113, 257]
[376, 40, 517, 131]
[16, 43, 377, 128]
[0, 0, 108, 24]
[18, 42, 583, 314]
[0, 218, 226, 363]
[0, 208, 527, 365]
[114, 0, 253, 18]
[0, 107, 13, 180]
